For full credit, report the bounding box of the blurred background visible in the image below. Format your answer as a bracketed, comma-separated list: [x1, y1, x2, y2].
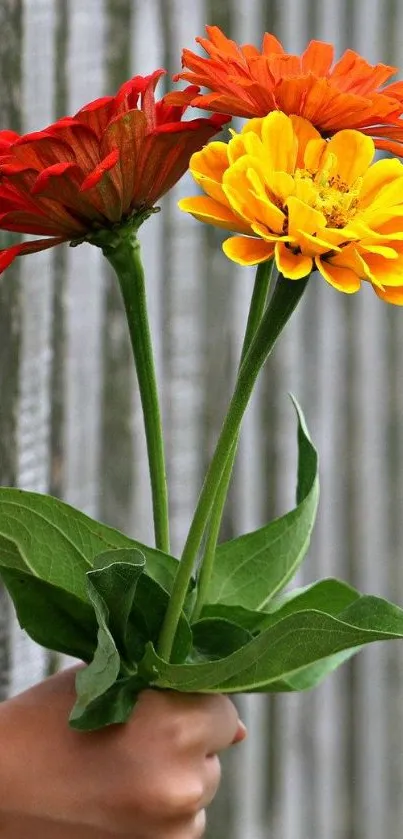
[0, 1, 403, 837]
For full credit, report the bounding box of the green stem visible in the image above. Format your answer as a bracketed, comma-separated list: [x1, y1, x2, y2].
[158, 272, 309, 659]
[192, 259, 275, 621]
[104, 236, 170, 554]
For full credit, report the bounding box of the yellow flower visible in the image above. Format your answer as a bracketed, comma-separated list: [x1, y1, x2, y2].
[179, 111, 403, 304]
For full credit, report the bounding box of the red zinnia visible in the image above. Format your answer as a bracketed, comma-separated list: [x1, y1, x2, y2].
[171, 26, 403, 155]
[0, 69, 228, 272]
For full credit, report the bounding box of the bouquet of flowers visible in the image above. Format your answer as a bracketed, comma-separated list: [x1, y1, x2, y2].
[1, 27, 403, 730]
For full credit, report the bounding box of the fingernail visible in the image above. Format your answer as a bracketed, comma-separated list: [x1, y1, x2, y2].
[233, 720, 247, 744]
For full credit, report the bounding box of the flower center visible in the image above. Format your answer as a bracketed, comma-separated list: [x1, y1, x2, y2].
[294, 153, 361, 228]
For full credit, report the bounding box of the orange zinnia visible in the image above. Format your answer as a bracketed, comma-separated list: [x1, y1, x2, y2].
[180, 111, 403, 305]
[0, 70, 228, 273]
[171, 26, 403, 156]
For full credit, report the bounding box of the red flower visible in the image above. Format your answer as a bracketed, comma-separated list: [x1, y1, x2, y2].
[171, 26, 403, 155]
[0, 70, 228, 273]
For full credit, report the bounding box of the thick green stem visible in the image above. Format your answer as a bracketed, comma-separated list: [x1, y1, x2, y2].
[158, 272, 309, 659]
[192, 260, 275, 620]
[104, 236, 170, 554]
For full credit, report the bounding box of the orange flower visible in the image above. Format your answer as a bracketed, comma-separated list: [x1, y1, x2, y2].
[180, 111, 403, 305]
[171, 26, 403, 156]
[0, 70, 228, 273]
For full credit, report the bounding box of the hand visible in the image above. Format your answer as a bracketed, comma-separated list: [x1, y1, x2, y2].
[0, 667, 246, 838]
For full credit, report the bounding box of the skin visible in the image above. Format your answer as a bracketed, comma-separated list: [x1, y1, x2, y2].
[0, 667, 246, 839]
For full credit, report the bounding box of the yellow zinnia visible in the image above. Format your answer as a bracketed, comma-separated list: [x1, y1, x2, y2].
[179, 111, 403, 304]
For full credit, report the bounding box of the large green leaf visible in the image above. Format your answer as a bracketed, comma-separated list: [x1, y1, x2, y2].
[70, 555, 145, 726]
[0, 488, 179, 600]
[259, 578, 361, 629]
[141, 593, 403, 693]
[89, 549, 146, 659]
[205, 398, 319, 610]
[0, 566, 97, 660]
[70, 553, 192, 730]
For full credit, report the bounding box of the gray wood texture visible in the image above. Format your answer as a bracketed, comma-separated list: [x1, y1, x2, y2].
[0, 1, 402, 836]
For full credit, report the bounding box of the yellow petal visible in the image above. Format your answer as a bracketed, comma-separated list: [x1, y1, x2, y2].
[178, 196, 250, 234]
[190, 142, 229, 183]
[223, 236, 274, 265]
[223, 158, 285, 232]
[304, 137, 328, 172]
[260, 112, 298, 174]
[189, 142, 231, 205]
[297, 230, 342, 256]
[325, 130, 374, 185]
[361, 175, 403, 211]
[360, 243, 398, 259]
[266, 171, 295, 204]
[290, 116, 322, 168]
[359, 158, 403, 208]
[358, 250, 403, 285]
[227, 133, 250, 165]
[286, 196, 326, 239]
[251, 221, 290, 243]
[327, 245, 370, 278]
[275, 242, 313, 279]
[315, 257, 361, 293]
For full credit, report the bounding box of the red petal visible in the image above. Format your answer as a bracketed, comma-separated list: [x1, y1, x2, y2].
[32, 162, 104, 224]
[80, 148, 120, 191]
[0, 130, 20, 154]
[44, 120, 100, 169]
[80, 149, 122, 222]
[75, 96, 115, 138]
[0, 236, 67, 273]
[100, 110, 147, 212]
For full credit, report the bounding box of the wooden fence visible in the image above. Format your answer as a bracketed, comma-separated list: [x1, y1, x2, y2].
[1, 1, 403, 837]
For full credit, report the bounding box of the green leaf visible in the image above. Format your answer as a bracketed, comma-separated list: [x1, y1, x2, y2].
[70, 553, 192, 729]
[0, 488, 179, 601]
[205, 397, 319, 610]
[89, 549, 146, 659]
[0, 566, 97, 660]
[259, 578, 361, 629]
[192, 618, 253, 661]
[128, 573, 193, 665]
[69, 674, 146, 731]
[267, 648, 358, 692]
[200, 603, 268, 633]
[141, 593, 403, 694]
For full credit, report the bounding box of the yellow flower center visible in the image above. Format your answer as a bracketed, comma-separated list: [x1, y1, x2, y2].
[294, 153, 361, 229]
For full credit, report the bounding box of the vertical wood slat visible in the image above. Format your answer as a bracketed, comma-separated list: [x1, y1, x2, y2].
[10, 0, 57, 696]
[162, 0, 207, 555]
[64, 0, 106, 518]
[228, 3, 270, 838]
[0, 0, 23, 700]
[349, 7, 390, 839]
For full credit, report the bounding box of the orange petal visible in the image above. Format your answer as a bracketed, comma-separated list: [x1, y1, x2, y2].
[223, 235, 274, 265]
[373, 284, 403, 305]
[301, 40, 334, 75]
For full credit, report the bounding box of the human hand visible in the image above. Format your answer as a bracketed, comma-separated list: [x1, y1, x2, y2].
[0, 667, 246, 838]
